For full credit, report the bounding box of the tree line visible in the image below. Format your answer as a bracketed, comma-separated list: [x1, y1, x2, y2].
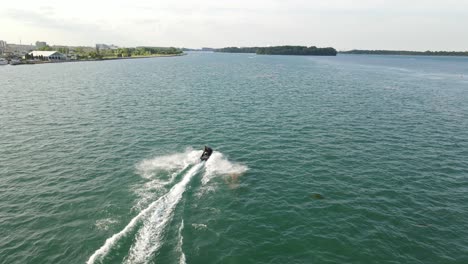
[36, 45, 183, 59]
[215, 47, 259, 53]
[97, 47, 183, 58]
[215, 46, 337, 56]
[341, 50, 468, 56]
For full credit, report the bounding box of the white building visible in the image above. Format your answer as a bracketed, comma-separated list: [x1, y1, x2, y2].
[28, 51, 67, 61]
[0, 40, 7, 55]
[6, 44, 35, 56]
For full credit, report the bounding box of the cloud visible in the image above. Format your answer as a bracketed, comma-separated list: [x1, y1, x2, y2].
[4, 8, 124, 45]
[1, 0, 468, 49]
[38, 6, 56, 15]
[7, 9, 101, 32]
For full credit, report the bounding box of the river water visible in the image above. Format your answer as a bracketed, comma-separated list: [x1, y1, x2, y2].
[1, 53, 468, 263]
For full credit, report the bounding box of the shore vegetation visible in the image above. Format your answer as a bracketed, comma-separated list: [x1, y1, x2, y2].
[341, 49, 468, 56]
[215, 46, 337, 56]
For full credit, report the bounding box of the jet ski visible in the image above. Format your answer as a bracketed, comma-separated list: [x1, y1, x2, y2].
[200, 146, 213, 161]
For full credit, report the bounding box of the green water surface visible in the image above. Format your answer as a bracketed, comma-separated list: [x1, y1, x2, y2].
[1, 53, 468, 264]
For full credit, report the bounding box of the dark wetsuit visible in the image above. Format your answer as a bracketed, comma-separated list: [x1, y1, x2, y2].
[201, 146, 213, 161]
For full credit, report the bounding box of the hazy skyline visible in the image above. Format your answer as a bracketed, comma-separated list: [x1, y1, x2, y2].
[1, 0, 468, 50]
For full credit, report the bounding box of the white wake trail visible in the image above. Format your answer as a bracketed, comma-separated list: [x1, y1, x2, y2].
[88, 149, 247, 264]
[202, 152, 248, 185]
[134, 149, 200, 211]
[136, 149, 200, 179]
[87, 150, 201, 264]
[87, 194, 165, 264]
[124, 163, 203, 264]
[177, 220, 186, 264]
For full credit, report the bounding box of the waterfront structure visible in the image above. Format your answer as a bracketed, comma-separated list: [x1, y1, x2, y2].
[66, 51, 78, 60]
[96, 44, 118, 51]
[0, 40, 7, 55]
[28, 51, 66, 61]
[36, 41, 47, 49]
[6, 43, 35, 56]
[0, 41, 35, 56]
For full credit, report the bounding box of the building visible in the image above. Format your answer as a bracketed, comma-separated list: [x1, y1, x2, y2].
[0, 40, 7, 55]
[66, 51, 79, 60]
[1, 40, 36, 56]
[35, 41, 47, 49]
[4, 43, 35, 56]
[28, 51, 66, 61]
[96, 43, 118, 51]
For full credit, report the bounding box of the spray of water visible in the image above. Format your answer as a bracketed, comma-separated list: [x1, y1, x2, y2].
[177, 220, 186, 264]
[136, 149, 200, 179]
[133, 149, 200, 211]
[202, 152, 248, 185]
[87, 149, 248, 264]
[87, 150, 201, 264]
[124, 163, 202, 264]
[87, 193, 166, 264]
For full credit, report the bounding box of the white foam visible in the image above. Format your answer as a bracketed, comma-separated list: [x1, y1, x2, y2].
[125, 163, 203, 264]
[88, 150, 201, 264]
[95, 218, 118, 231]
[133, 149, 201, 211]
[202, 152, 248, 185]
[133, 166, 188, 211]
[177, 220, 186, 264]
[191, 223, 208, 231]
[136, 148, 200, 179]
[88, 148, 246, 263]
[87, 194, 164, 264]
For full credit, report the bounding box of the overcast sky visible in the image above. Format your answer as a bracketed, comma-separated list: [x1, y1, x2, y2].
[1, 0, 467, 50]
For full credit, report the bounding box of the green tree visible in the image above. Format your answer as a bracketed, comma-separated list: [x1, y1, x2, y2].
[88, 51, 102, 59]
[38, 45, 53, 51]
[57, 47, 69, 54]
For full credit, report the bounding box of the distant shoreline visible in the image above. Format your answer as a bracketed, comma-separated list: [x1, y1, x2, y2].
[4, 53, 186, 66]
[215, 46, 337, 56]
[340, 50, 468, 57]
[100, 53, 186, 60]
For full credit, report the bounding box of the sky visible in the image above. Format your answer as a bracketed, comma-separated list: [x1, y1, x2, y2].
[1, 0, 468, 50]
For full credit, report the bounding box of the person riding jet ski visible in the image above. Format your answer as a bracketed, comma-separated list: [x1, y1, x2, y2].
[200, 146, 213, 161]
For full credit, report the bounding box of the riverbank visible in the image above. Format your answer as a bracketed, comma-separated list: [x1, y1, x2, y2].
[340, 49, 468, 56]
[3, 53, 186, 66]
[101, 53, 186, 60]
[215, 45, 337, 56]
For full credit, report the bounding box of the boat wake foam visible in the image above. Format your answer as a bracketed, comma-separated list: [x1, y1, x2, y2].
[87, 148, 247, 264]
[124, 163, 202, 264]
[201, 152, 248, 185]
[177, 220, 186, 264]
[133, 149, 200, 211]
